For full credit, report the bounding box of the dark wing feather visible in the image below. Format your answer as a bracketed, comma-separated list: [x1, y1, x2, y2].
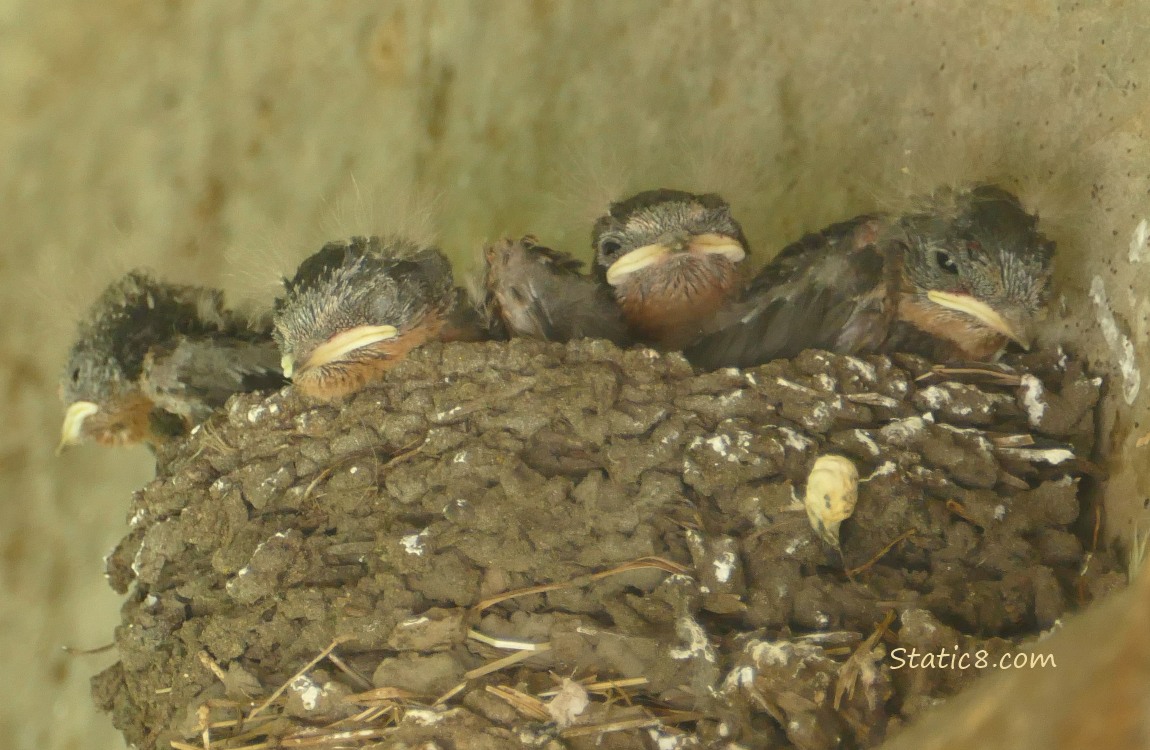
[142, 335, 285, 422]
[544, 280, 632, 346]
[499, 271, 631, 346]
[485, 238, 631, 346]
[685, 215, 892, 370]
[528, 243, 586, 276]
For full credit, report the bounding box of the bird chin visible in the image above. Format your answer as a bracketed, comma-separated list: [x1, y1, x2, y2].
[295, 325, 400, 377]
[289, 357, 383, 402]
[58, 398, 153, 451]
[57, 401, 100, 453]
[94, 426, 145, 448]
[925, 291, 1031, 350]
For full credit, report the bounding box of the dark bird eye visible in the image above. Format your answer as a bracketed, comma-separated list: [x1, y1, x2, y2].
[935, 250, 958, 274]
[72, 368, 80, 381]
[599, 238, 622, 256]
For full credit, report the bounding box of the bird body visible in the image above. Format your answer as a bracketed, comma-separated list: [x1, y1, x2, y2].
[481, 235, 631, 346]
[273, 236, 456, 400]
[687, 185, 1054, 370]
[141, 336, 286, 422]
[592, 189, 750, 350]
[59, 271, 283, 450]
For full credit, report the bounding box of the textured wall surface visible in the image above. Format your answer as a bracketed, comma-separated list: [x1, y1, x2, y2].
[2, 2, 1148, 748]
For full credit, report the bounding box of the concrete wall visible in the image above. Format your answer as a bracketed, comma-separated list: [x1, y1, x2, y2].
[3, 2, 1147, 747]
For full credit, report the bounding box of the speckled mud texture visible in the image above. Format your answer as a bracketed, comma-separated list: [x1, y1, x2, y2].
[93, 340, 1122, 750]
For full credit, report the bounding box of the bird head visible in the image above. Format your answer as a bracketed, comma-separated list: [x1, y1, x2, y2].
[591, 189, 748, 298]
[57, 271, 194, 451]
[58, 341, 149, 451]
[273, 236, 454, 398]
[896, 185, 1054, 357]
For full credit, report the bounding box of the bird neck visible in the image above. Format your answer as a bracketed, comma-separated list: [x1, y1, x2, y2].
[895, 293, 1008, 360]
[616, 280, 736, 350]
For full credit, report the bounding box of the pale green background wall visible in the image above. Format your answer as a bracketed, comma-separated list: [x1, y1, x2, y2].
[3, 2, 1148, 748]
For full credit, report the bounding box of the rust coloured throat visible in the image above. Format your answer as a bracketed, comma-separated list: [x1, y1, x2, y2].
[71, 391, 159, 448]
[897, 294, 1011, 361]
[292, 313, 445, 401]
[614, 255, 743, 350]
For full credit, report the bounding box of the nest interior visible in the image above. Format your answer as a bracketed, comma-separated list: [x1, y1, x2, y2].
[93, 339, 1124, 750]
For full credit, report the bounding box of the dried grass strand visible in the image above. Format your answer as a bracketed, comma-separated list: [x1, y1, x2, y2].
[464, 643, 552, 680]
[846, 529, 917, 577]
[475, 556, 689, 612]
[249, 636, 355, 719]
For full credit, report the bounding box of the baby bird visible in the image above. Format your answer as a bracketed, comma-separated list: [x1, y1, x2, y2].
[686, 185, 1055, 369]
[481, 235, 631, 346]
[273, 236, 456, 400]
[592, 189, 750, 350]
[58, 271, 283, 451]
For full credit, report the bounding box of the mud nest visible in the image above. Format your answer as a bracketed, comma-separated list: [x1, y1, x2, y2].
[93, 339, 1124, 750]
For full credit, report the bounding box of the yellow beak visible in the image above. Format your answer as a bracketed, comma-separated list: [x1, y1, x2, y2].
[605, 244, 669, 286]
[689, 232, 748, 261]
[926, 291, 1031, 349]
[58, 401, 99, 454]
[604, 233, 746, 287]
[291, 325, 400, 378]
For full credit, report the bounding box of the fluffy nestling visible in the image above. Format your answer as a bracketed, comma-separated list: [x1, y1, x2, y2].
[59, 271, 283, 451]
[592, 188, 749, 350]
[481, 235, 631, 346]
[686, 184, 1055, 369]
[273, 235, 456, 400]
